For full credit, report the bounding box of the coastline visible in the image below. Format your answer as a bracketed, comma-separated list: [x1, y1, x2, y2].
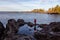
[0, 11, 60, 14]
[0, 19, 60, 40]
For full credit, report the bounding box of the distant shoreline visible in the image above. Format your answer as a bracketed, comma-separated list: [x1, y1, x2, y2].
[0, 11, 60, 14]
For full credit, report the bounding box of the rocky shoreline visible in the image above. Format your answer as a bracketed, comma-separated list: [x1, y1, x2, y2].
[0, 19, 60, 40]
[34, 22, 60, 40]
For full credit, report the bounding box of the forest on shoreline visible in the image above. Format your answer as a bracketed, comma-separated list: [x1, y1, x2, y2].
[31, 5, 60, 14]
[0, 5, 60, 14]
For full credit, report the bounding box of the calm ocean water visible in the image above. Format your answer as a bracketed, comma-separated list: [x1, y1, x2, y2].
[0, 12, 60, 35]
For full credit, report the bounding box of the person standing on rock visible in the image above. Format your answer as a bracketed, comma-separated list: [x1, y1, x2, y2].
[34, 19, 37, 32]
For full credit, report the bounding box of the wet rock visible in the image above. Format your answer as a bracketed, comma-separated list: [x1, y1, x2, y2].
[34, 22, 60, 40]
[6, 19, 18, 34]
[4, 34, 34, 40]
[49, 22, 60, 32]
[4, 19, 34, 40]
[0, 22, 5, 40]
[34, 32, 48, 40]
[49, 36, 60, 40]
[2, 19, 60, 40]
[17, 19, 25, 27]
[49, 22, 57, 25]
[17, 36, 33, 40]
[0, 22, 5, 33]
[34, 22, 59, 40]
[49, 22, 60, 28]
[34, 24, 49, 40]
[8, 19, 16, 24]
[4, 19, 20, 40]
[52, 27, 60, 32]
[48, 22, 60, 39]
[27, 22, 33, 27]
[38, 24, 48, 28]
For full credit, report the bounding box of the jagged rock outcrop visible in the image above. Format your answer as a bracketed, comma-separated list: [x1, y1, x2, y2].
[0, 19, 60, 40]
[17, 19, 25, 27]
[38, 24, 48, 28]
[0, 22, 5, 40]
[3, 19, 34, 40]
[34, 22, 60, 40]
[6, 19, 18, 33]
[27, 22, 34, 27]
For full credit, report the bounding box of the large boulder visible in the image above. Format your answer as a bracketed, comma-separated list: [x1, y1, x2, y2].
[34, 32, 48, 40]
[4, 34, 34, 40]
[34, 22, 60, 40]
[0, 22, 5, 40]
[27, 22, 33, 27]
[4, 19, 20, 40]
[6, 19, 18, 34]
[38, 24, 48, 28]
[17, 19, 25, 27]
[0, 22, 5, 32]
[50, 36, 60, 40]
[49, 22, 60, 32]
[8, 19, 16, 25]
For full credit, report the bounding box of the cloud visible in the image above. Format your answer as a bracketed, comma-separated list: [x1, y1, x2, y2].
[0, 0, 60, 11]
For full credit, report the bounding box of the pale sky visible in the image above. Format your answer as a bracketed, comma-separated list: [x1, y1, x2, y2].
[0, 0, 60, 11]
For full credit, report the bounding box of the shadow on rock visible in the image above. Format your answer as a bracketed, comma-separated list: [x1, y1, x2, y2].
[0, 22, 5, 40]
[17, 19, 25, 27]
[34, 22, 60, 40]
[38, 24, 48, 28]
[27, 22, 34, 27]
